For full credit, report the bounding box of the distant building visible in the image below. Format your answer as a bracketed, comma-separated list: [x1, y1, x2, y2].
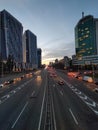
[64, 56, 70, 69]
[23, 30, 38, 69]
[0, 10, 23, 69]
[37, 48, 42, 68]
[75, 14, 98, 57]
[55, 59, 58, 64]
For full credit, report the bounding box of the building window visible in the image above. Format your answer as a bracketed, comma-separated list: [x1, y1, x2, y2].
[87, 31, 90, 33]
[85, 28, 88, 30]
[86, 35, 89, 38]
[82, 43, 86, 46]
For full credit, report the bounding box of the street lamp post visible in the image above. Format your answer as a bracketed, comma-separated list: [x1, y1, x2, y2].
[92, 64, 95, 82]
[91, 61, 95, 82]
[1, 61, 3, 77]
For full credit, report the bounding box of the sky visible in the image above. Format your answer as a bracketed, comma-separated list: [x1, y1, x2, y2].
[0, 0, 98, 65]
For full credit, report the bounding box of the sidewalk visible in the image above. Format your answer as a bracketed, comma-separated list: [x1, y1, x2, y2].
[0, 72, 25, 84]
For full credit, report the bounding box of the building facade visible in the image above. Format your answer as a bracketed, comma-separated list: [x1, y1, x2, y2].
[73, 14, 98, 67]
[23, 30, 38, 69]
[75, 14, 98, 58]
[64, 56, 70, 69]
[0, 10, 23, 69]
[37, 48, 42, 68]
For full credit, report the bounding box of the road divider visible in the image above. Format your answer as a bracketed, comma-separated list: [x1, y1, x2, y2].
[38, 74, 47, 130]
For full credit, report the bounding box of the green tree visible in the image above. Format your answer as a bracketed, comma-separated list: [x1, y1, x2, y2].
[6, 55, 14, 73]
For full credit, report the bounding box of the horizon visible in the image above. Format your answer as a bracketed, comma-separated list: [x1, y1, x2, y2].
[0, 0, 98, 65]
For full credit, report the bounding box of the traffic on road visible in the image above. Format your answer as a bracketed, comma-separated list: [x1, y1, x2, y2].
[0, 68, 98, 130]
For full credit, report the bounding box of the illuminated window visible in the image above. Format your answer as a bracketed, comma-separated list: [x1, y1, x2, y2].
[82, 43, 86, 46]
[85, 28, 88, 30]
[86, 35, 88, 38]
[87, 31, 90, 33]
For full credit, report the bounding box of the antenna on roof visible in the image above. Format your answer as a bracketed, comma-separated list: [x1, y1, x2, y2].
[82, 12, 84, 18]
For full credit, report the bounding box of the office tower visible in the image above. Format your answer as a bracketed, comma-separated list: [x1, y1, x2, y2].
[23, 30, 37, 69]
[75, 14, 98, 57]
[0, 10, 23, 68]
[37, 48, 42, 68]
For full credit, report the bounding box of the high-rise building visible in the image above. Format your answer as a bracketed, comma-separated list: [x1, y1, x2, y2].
[23, 30, 38, 69]
[73, 14, 98, 67]
[37, 48, 42, 68]
[0, 10, 23, 66]
[75, 14, 98, 57]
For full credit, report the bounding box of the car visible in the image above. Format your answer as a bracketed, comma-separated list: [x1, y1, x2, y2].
[21, 75, 24, 79]
[93, 88, 98, 93]
[95, 82, 98, 85]
[0, 84, 4, 88]
[4, 79, 14, 85]
[58, 80, 64, 85]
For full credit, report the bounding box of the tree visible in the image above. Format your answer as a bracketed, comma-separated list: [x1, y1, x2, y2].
[6, 55, 14, 73]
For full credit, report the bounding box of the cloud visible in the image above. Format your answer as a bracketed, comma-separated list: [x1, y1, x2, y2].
[42, 40, 75, 63]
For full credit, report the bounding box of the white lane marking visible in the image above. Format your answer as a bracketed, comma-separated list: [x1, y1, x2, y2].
[53, 84, 55, 87]
[74, 88, 78, 91]
[85, 101, 96, 107]
[60, 91, 63, 96]
[93, 109, 98, 115]
[79, 95, 87, 100]
[7, 95, 10, 98]
[70, 86, 74, 89]
[1, 94, 10, 99]
[12, 90, 16, 94]
[11, 102, 28, 129]
[38, 75, 47, 130]
[77, 91, 82, 95]
[31, 91, 35, 97]
[69, 109, 78, 125]
[64, 79, 98, 115]
[18, 87, 21, 89]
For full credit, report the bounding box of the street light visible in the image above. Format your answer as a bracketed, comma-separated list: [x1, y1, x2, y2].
[1, 61, 3, 77]
[91, 62, 95, 82]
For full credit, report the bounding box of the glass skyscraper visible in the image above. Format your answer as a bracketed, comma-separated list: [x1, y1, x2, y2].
[0, 10, 23, 64]
[23, 30, 38, 69]
[75, 14, 98, 58]
[37, 48, 42, 68]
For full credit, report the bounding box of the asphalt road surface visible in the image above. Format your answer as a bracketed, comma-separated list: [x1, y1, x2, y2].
[0, 69, 98, 130]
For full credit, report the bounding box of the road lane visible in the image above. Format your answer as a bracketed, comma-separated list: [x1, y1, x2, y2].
[52, 70, 98, 130]
[51, 80, 79, 130]
[0, 69, 48, 130]
[57, 70, 98, 103]
[11, 102, 28, 128]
